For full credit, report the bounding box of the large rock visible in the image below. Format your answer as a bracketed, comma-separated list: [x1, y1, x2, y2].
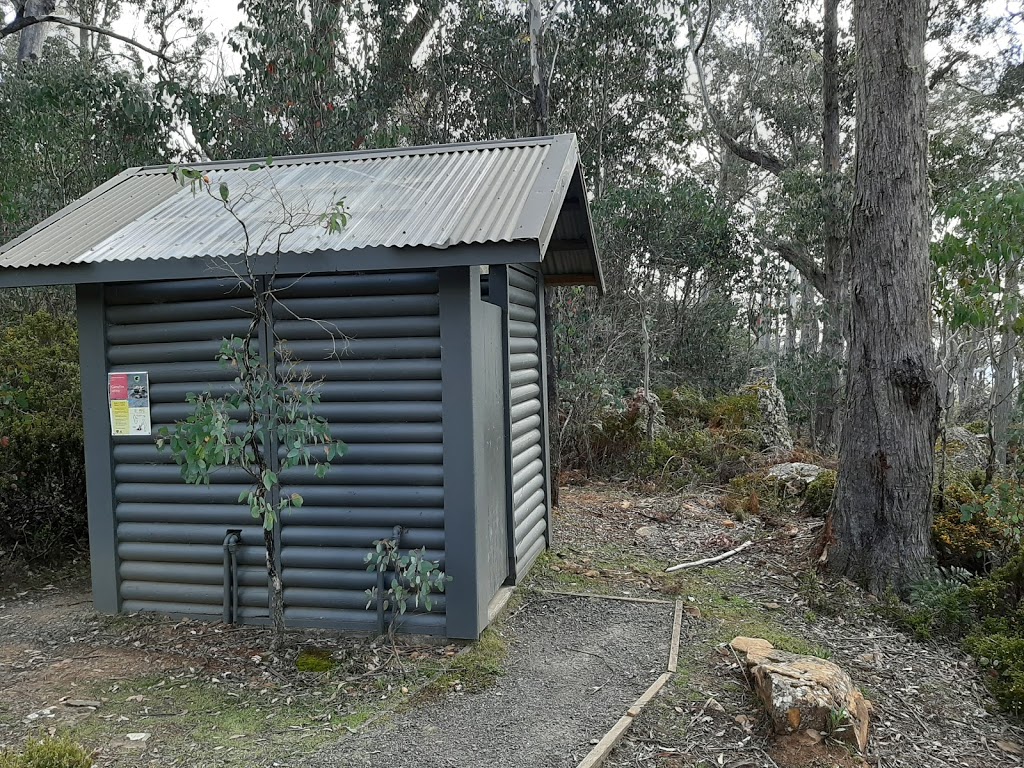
[741, 367, 793, 456]
[940, 426, 987, 472]
[766, 462, 824, 495]
[730, 636, 871, 752]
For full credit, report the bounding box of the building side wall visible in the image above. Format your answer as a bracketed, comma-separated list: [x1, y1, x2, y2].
[271, 271, 446, 634]
[506, 265, 549, 579]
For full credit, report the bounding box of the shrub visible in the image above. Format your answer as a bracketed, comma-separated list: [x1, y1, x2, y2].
[564, 383, 773, 488]
[722, 471, 784, 519]
[0, 736, 92, 768]
[802, 470, 837, 517]
[0, 313, 86, 565]
[708, 392, 760, 431]
[659, 386, 713, 424]
[891, 551, 1024, 712]
[964, 632, 1024, 714]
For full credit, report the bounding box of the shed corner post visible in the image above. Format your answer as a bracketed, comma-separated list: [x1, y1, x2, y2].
[439, 266, 490, 640]
[76, 283, 120, 614]
[486, 266, 518, 584]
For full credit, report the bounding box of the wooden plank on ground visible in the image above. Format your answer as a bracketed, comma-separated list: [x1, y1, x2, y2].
[667, 599, 683, 673]
[576, 714, 636, 768]
[627, 671, 672, 717]
[537, 589, 673, 605]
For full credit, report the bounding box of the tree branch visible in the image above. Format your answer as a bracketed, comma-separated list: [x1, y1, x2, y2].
[0, 13, 175, 63]
[686, 4, 788, 178]
[774, 240, 829, 296]
[928, 50, 969, 90]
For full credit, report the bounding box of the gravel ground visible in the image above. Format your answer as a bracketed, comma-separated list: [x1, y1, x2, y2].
[308, 594, 676, 768]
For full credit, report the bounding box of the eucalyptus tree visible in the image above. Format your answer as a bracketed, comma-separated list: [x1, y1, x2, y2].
[827, 0, 938, 594]
[173, 0, 443, 159]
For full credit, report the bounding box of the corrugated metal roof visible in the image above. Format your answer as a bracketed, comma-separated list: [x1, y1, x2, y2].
[0, 135, 602, 290]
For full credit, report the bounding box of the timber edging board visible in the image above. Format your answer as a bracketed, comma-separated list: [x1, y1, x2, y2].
[574, 598, 685, 768]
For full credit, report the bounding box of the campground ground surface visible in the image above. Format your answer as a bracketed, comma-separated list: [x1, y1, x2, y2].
[2, 483, 1023, 767]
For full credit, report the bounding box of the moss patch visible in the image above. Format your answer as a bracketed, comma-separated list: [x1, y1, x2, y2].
[425, 628, 508, 697]
[0, 736, 92, 768]
[296, 647, 338, 673]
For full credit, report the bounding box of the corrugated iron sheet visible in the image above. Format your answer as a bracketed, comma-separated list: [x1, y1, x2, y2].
[0, 135, 602, 291]
[0, 174, 180, 269]
[78, 145, 549, 265]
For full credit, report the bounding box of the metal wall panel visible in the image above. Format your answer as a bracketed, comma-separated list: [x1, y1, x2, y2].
[272, 271, 446, 634]
[506, 266, 548, 575]
[105, 278, 269, 618]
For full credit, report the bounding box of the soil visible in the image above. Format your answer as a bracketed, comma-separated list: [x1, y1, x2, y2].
[308, 594, 675, 768]
[3, 481, 1023, 768]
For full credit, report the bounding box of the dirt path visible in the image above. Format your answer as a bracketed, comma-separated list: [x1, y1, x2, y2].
[307, 594, 675, 768]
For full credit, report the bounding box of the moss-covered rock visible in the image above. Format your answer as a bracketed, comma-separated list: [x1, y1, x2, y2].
[802, 469, 837, 517]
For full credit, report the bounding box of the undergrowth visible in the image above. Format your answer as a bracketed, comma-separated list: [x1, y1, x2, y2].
[884, 551, 1024, 713]
[0, 736, 92, 768]
[569, 385, 769, 489]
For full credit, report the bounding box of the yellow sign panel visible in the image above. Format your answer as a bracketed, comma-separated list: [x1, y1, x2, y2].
[110, 400, 131, 436]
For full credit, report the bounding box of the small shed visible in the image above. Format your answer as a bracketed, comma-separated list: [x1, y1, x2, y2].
[0, 135, 603, 639]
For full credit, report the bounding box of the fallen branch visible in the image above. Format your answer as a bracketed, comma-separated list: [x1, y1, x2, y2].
[665, 540, 753, 573]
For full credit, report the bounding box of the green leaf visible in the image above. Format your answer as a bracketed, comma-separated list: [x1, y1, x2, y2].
[219, 182, 229, 201]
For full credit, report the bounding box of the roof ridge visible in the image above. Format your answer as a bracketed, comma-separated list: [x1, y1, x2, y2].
[134, 135, 575, 175]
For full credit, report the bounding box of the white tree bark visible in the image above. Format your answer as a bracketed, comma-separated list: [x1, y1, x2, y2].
[16, 0, 56, 62]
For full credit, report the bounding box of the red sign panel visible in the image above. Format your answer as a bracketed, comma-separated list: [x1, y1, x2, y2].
[108, 373, 129, 401]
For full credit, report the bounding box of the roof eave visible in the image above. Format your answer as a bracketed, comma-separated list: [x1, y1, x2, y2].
[0, 242, 543, 290]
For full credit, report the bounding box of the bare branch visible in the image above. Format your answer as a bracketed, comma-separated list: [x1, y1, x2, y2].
[928, 50, 969, 90]
[686, 4, 788, 177]
[0, 13, 175, 63]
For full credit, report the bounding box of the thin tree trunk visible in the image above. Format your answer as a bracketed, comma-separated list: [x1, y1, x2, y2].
[827, 0, 938, 594]
[993, 267, 1018, 468]
[530, 0, 559, 506]
[799, 279, 820, 355]
[814, 0, 846, 451]
[264, 527, 285, 648]
[785, 267, 799, 355]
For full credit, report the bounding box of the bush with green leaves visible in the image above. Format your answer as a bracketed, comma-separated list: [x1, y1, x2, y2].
[802, 470, 837, 517]
[0, 313, 86, 565]
[891, 552, 1024, 713]
[365, 538, 450, 632]
[0, 736, 92, 768]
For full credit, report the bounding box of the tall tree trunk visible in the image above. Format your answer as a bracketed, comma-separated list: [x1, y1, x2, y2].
[17, 0, 57, 62]
[529, 0, 559, 506]
[992, 267, 1018, 468]
[827, 0, 938, 594]
[814, 0, 846, 450]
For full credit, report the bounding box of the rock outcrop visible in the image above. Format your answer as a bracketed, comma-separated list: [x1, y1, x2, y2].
[765, 462, 824, 495]
[730, 636, 871, 752]
[740, 367, 793, 456]
[940, 426, 987, 472]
